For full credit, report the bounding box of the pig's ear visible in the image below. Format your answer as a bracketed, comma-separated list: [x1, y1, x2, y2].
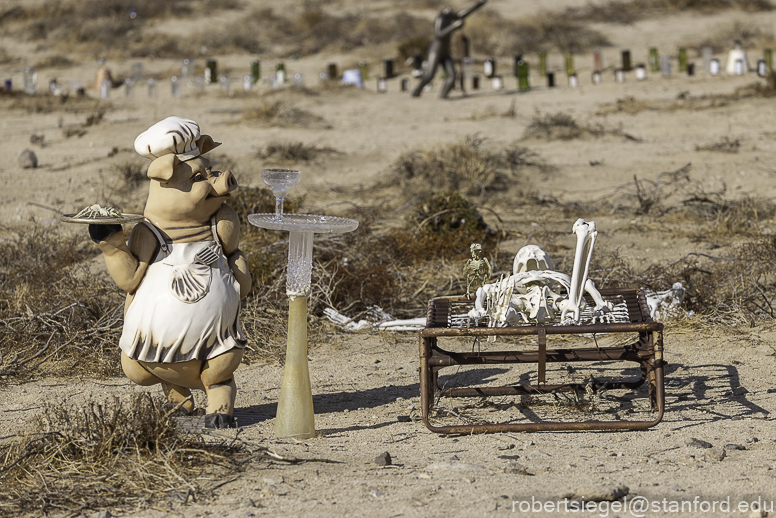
[198, 135, 221, 155]
[147, 154, 178, 182]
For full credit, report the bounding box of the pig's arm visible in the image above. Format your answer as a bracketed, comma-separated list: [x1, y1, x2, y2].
[91, 224, 157, 294]
[215, 204, 252, 299]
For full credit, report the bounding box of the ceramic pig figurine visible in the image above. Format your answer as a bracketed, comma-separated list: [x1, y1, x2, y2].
[89, 116, 251, 429]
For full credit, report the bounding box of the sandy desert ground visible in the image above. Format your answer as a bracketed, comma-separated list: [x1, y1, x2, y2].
[2, 0, 776, 516]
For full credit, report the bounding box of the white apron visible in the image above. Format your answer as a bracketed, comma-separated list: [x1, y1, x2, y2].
[119, 218, 245, 363]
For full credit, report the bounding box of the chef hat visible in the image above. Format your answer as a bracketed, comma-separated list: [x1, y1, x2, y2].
[134, 116, 220, 161]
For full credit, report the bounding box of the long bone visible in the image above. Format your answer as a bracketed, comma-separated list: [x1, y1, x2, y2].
[561, 219, 597, 322]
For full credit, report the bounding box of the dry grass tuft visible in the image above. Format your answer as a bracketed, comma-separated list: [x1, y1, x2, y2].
[257, 139, 341, 164]
[692, 20, 776, 53]
[242, 100, 328, 128]
[592, 234, 776, 324]
[569, 163, 776, 236]
[695, 136, 741, 153]
[524, 111, 639, 141]
[0, 226, 125, 384]
[0, 393, 252, 516]
[388, 135, 554, 198]
[0, 89, 107, 115]
[564, 0, 773, 24]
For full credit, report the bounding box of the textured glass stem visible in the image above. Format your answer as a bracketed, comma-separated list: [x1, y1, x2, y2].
[286, 231, 313, 297]
[274, 197, 284, 221]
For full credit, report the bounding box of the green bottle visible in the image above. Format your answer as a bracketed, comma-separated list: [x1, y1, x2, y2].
[765, 49, 773, 72]
[678, 48, 687, 73]
[251, 60, 260, 83]
[517, 59, 529, 91]
[565, 53, 575, 76]
[649, 48, 659, 73]
[539, 52, 547, 77]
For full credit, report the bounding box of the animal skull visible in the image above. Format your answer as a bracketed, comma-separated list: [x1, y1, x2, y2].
[512, 245, 553, 274]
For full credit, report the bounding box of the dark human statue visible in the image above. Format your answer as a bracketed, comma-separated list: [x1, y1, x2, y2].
[412, 0, 487, 99]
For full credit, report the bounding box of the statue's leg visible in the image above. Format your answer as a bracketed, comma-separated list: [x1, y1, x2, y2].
[440, 56, 456, 98]
[201, 348, 244, 425]
[412, 53, 440, 97]
[458, 59, 466, 93]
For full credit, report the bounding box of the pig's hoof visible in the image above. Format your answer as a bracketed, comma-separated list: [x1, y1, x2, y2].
[88, 223, 123, 243]
[204, 413, 236, 429]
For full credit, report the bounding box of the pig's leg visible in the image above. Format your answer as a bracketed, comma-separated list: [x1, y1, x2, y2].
[122, 352, 197, 414]
[201, 349, 244, 428]
[161, 383, 195, 415]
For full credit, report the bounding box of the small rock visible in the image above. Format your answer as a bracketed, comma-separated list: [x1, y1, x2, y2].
[686, 437, 713, 449]
[504, 462, 530, 475]
[397, 415, 411, 422]
[18, 149, 37, 169]
[425, 461, 487, 472]
[241, 499, 255, 508]
[528, 450, 550, 459]
[262, 476, 281, 486]
[564, 484, 629, 502]
[704, 447, 726, 462]
[648, 458, 659, 464]
[450, 455, 460, 461]
[375, 451, 392, 466]
[724, 443, 746, 451]
[93, 511, 111, 518]
[245, 512, 256, 517]
[733, 387, 749, 396]
[370, 490, 384, 497]
[749, 510, 767, 518]
[524, 440, 535, 447]
[767, 388, 776, 394]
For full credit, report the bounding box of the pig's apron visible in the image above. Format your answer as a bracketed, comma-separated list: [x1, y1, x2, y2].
[119, 217, 245, 363]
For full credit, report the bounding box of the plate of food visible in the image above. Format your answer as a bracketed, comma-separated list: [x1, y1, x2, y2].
[60, 204, 144, 225]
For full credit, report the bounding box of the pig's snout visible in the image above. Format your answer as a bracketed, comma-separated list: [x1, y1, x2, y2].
[211, 170, 238, 197]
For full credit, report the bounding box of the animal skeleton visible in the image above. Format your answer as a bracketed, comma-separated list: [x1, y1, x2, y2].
[74, 204, 122, 219]
[468, 219, 612, 328]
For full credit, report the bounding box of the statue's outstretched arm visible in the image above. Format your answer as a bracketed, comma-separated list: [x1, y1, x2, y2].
[456, 0, 487, 20]
[436, 18, 464, 38]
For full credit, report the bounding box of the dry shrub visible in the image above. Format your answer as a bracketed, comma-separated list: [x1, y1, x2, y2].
[0, 0, 238, 57]
[523, 111, 638, 141]
[0, 225, 124, 384]
[692, 20, 776, 53]
[565, 0, 772, 24]
[592, 235, 776, 324]
[258, 139, 340, 164]
[110, 159, 147, 194]
[242, 100, 328, 128]
[466, 10, 610, 55]
[0, 89, 106, 115]
[695, 136, 741, 153]
[566, 164, 776, 236]
[389, 135, 553, 198]
[398, 36, 431, 60]
[0, 393, 250, 515]
[598, 78, 776, 115]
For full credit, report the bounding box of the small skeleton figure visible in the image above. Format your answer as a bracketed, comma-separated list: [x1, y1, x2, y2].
[469, 219, 612, 328]
[463, 243, 492, 297]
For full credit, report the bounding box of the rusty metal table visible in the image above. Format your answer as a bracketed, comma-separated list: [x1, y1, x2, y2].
[419, 288, 665, 433]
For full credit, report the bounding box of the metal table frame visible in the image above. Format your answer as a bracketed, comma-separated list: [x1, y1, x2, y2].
[419, 288, 665, 433]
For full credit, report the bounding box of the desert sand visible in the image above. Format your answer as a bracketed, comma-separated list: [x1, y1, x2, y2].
[1, 0, 776, 516]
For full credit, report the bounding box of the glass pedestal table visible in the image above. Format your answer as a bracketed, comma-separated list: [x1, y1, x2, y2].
[248, 213, 359, 438]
